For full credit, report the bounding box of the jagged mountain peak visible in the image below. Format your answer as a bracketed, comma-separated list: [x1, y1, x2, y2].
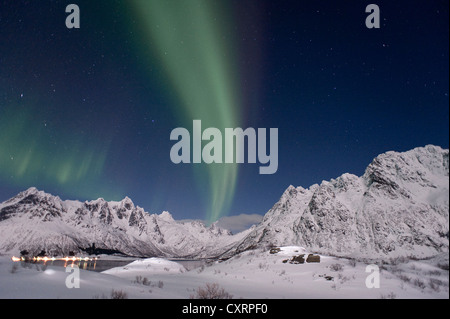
[0, 189, 238, 258]
[6, 187, 52, 204]
[365, 145, 448, 178]
[22, 186, 39, 195]
[158, 211, 175, 222]
[208, 221, 232, 236]
[120, 196, 134, 205]
[222, 145, 449, 260]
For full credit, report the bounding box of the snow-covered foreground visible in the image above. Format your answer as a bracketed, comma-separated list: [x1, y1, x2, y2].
[0, 247, 448, 299]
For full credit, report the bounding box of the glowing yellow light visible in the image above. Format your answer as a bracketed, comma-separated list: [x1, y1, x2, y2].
[11, 256, 21, 262]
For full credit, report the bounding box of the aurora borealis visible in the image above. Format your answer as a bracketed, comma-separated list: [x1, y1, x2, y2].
[129, 0, 241, 223]
[0, 89, 112, 200]
[0, 1, 448, 226]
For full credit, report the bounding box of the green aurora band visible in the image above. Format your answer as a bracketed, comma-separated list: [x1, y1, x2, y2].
[129, 0, 241, 223]
[0, 99, 116, 200]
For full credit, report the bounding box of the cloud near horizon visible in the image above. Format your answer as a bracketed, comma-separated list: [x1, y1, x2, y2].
[216, 214, 263, 234]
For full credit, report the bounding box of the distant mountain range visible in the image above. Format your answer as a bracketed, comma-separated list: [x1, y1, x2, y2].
[0, 188, 246, 258]
[0, 145, 448, 260]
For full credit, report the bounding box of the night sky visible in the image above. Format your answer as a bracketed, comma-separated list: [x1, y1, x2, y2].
[0, 1, 448, 226]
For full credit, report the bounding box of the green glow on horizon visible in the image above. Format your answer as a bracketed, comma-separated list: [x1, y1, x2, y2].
[130, 0, 241, 223]
[0, 101, 117, 200]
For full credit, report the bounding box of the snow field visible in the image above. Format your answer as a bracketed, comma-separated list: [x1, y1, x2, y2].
[0, 246, 447, 299]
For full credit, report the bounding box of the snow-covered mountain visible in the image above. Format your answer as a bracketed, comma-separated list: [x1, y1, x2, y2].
[0, 188, 245, 258]
[0, 145, 448, 260]
[221, 145, 449, 260]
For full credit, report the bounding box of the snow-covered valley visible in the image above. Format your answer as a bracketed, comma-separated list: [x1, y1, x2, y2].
[0, 246, 448, 299]
[0, 145, 448, 299]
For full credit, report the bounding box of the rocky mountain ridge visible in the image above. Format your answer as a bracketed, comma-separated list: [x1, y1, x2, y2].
[0, 145, 448, 260]
[0, 187, 241, 257]
[221, 145, 449, 259]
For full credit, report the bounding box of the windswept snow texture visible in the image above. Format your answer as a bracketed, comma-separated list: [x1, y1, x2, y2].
[0, 145, 448, 260]
[223, 145, 449, 259]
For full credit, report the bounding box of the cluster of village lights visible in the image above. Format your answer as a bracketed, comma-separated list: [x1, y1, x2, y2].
[11, 256, 98, 263]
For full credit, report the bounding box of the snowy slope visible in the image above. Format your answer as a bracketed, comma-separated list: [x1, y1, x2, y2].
[1, 248, 447, 299]
[222, 145, 449, 259]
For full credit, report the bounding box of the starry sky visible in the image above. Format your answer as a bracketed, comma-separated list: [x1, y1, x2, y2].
[0, 1, 448, 226]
